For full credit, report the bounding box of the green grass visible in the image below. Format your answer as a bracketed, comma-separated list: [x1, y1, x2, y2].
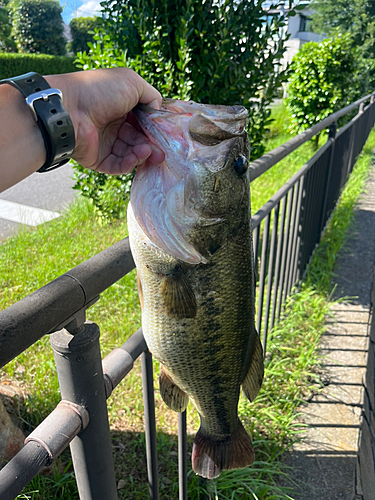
[1, 105, 374, 499]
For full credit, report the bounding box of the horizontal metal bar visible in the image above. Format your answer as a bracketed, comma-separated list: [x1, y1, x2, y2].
[0, 400, 89, 500]
[251, 140, 332, 229]
[335, 107, 361, 139]
[249, 92, 374, 181]
[0, 238, 135, 369]
[24, 400, 89, 461]
[102, 328, 147, 398]
[0, 442, 49, 500]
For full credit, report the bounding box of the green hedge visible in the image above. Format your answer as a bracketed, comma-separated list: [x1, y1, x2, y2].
[0, 53, 80, 79]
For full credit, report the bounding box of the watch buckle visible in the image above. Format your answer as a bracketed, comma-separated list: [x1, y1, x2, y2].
[26, 89, 63, 122]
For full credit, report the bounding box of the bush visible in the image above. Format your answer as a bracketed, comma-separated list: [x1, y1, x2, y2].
[99, 0, 289, 157]
[0, 53, 79, 78]
[0, 2, 16, 52]
[11, 0, 66, 55]
[68, 17, 103, 54]
[72, 162, 133, 221]
[286, 34, 367, 145]
[73, 0, 291, 220]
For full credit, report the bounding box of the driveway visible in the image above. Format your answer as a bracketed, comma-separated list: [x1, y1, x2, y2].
[0, 163, 77, 241]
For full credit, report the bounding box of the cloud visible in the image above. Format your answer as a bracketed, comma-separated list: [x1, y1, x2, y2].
[75, 0, 102, 17]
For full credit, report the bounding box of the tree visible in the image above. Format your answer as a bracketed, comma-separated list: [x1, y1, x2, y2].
[68, 16, 103, 54]
[73, 0, 292, 219]
[311, 0, 375, 83]
[286, 35, 367, 147]
[0, 0, 16, 52]
[80, 0, 291, 157]
[11, 0, 66, 55]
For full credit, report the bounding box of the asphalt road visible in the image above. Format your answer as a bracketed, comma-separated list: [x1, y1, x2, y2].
[0, 163, 77, 241]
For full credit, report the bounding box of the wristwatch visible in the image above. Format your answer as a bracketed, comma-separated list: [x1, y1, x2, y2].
[0, 72, 75, 172]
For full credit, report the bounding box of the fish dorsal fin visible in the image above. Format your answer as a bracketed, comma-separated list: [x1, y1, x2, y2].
[242, 330, 264, 402]
[160, 266, 197, 319]
[159, 366, 189, 413]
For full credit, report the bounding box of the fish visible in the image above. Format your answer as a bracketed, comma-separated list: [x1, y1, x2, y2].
[128, 99, 264, 480]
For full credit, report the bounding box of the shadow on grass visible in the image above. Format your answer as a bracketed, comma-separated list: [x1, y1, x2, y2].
[13, 426, 294, 500]
[14, 430, 206, 500]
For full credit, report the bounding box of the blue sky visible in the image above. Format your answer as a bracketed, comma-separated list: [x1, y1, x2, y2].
[60, 0, 102, 25]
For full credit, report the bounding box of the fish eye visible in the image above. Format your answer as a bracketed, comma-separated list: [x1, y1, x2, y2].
[233, 155, 248, 176]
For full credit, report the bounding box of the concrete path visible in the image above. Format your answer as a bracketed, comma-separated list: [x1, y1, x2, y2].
[0, 163, 76, 241]
[281, 165, 375, 499]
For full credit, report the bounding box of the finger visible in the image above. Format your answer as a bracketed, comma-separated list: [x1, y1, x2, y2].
[134, 73, 162, 109]
[147, 98, 162, 110]
[148, 143, 165, 164]
[118, 121, 149, 145]
[117, 122, 165, 160]
[112, 137, 165, 166]
[95, 152, 139, 175]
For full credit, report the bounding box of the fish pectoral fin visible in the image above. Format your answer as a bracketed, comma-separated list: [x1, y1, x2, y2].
[242, 331, 264, 403]
[160, 266, 197, 319]
[159, 366, 189, 413]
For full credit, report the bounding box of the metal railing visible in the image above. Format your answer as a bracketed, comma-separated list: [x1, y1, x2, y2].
[0, 92, 375, 500]
[251, 93, 375, 349]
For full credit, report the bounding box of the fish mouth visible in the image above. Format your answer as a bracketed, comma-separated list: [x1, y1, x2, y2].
[130, 100, 248, 264]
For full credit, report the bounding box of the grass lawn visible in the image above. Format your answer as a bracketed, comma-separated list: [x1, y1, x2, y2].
[1, 104, 374, 499]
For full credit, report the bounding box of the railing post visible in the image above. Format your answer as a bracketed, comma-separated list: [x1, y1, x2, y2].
[50, 320, 118, 500]
[319, 122, 337, 233]
[178, 411, 187, 500]
[141, 349, 159, 500]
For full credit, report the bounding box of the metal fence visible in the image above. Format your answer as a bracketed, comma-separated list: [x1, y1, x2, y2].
[0, 92, 375, 500]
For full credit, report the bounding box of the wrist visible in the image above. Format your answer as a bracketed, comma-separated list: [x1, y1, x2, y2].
[0, 72, 76, 172]
[0, 84, 46, 191]
[45, 73, 81, 159]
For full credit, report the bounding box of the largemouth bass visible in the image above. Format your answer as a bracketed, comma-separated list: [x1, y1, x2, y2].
[128, 99, 264, 479]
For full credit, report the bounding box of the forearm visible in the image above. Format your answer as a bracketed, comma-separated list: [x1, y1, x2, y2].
[0, 68, 163, 193]
[0, 83, 47, 193]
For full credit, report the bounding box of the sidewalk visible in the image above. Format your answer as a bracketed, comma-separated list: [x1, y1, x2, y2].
[0, 163, 76, 241]
[281, 165, 375, 499]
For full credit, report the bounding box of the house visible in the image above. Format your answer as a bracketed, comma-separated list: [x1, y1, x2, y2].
[281, 2, 325, 68]
[264, 2, 325, 69]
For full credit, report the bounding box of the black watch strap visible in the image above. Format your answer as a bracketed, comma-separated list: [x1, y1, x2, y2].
[0, 72, 75, 172]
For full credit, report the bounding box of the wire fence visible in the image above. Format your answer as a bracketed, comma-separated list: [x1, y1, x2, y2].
[0, 92, 374, 500]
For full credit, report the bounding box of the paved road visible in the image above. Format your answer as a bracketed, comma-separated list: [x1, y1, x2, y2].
[0, 163, 77, 241]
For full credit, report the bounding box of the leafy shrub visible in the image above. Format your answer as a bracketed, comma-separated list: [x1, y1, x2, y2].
[99, 0, 289, 158]
[72, 31, 178, 221]
[0, 53, 79, 79]
[0, 1, 16, 52]
[73, 0, 291, 220]
[68, 16, 103, 54]
[311, 0, 375, 86]
[286, 34, 367, 145]
[11, 0, 66, 55]
[72, 161, 133, 221]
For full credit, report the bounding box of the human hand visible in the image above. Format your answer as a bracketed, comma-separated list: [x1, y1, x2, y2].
[46, 68, 165, 174]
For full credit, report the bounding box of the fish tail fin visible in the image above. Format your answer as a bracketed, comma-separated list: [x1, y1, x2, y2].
[192, 419, 254, 479]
